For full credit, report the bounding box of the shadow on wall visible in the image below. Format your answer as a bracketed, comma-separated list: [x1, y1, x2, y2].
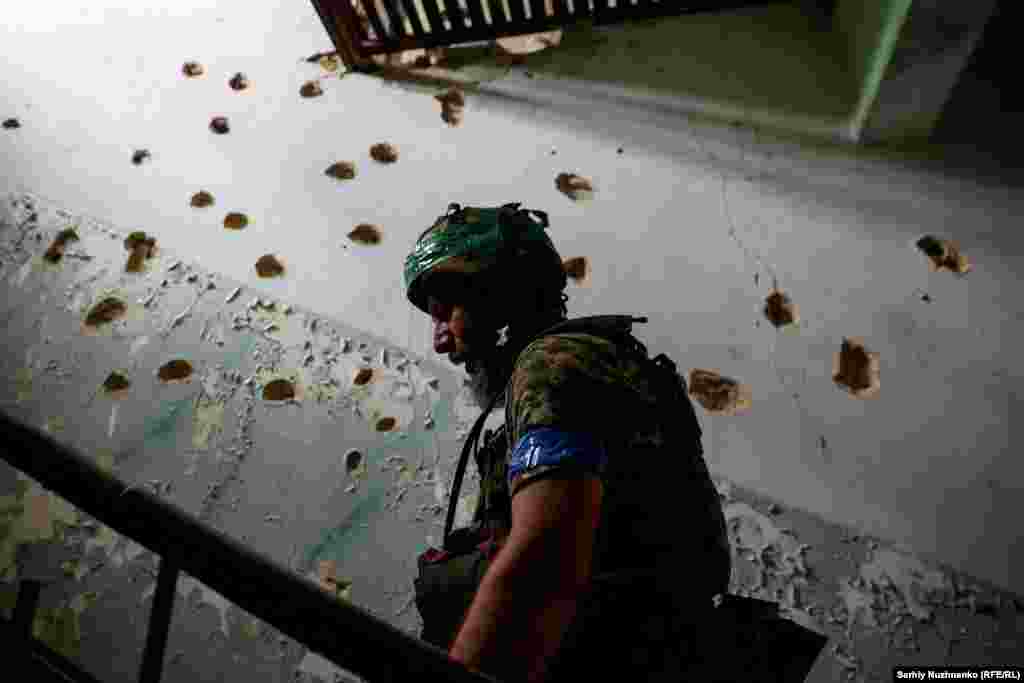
[896, 0, 1024, 188]
[519, 4, 859, 127]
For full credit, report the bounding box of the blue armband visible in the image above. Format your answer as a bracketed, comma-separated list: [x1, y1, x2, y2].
[507, 427, 608, 487]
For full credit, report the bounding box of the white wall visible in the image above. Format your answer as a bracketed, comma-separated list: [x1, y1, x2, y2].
[2, 0, 1022, 593]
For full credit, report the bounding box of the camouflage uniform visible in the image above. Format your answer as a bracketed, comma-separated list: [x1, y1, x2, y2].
[473, 331, 731, 679]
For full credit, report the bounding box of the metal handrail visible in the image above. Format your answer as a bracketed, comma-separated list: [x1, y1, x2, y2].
[0, 410, 498, 683]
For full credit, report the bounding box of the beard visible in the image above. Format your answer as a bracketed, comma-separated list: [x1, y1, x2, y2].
[452, 327, 514, 409]
[465, 361, 500, 409]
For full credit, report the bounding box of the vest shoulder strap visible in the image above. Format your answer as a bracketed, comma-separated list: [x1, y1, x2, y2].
[442, 315, 651, 547]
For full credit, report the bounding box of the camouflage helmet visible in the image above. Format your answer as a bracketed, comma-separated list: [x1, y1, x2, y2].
[404, 203, 566, 315]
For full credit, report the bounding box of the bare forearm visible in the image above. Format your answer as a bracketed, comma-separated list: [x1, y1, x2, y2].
[449, 547, 582, 682]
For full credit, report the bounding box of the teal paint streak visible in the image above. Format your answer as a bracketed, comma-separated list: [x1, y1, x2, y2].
[143, 397, 191, 449]
[304, 479, 388, 566]
[303, 390, 460, 568]
[834, 0, 913, 129]
[221, 334, 255, 372]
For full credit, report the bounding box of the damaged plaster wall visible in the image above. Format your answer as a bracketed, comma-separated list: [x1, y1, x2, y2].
[2, 0, 1024, 680]
[1, 189, 1023, 682]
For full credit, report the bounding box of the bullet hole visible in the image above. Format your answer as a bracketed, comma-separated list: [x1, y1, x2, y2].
[44, 228, 80, 263]
[369, 143, 399, 163]
[158, 359, 193, 382]
[832, 337, 880, 399]
[228, 73, 250, 91]
[617, 148, 624, 154]
[375, 416, 397, 432]
[325, 162, 356, 180]
[562, 256, 589, 283]
[300, 81, 323, 98]
[551, 149, 557, 155]
[255, 255, 284, 278]
[190, 191, 215, 208]
[209, 117, 230, 134]
[348, 224, 382, 246]
[687, 369, 752, 415]
[124, 231, 157, 273]
[102, 371, 131, 394]
[556, 173, 594, 201]
[353, 368, 374, 386]
[131, 149, 151, 165]
[763, 290, 799, 328]
[435, 88, 465, 126]
[2, 118, 21, 129]
[85, 297, 127, 328]
[916, 235, 970, 275]
[262, 378, 296, 401]
[223, 212, 249, 230]
[344, 449, 362, 472]
[919, 292, 932, 303]
[182, 61, 204, 77]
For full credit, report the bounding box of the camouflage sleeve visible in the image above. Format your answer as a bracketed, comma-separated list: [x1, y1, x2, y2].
[505, 333, 644, 496]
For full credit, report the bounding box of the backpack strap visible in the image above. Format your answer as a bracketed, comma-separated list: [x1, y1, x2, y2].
[443, 385, 506, 548]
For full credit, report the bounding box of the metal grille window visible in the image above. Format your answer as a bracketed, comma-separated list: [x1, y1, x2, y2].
[312, 0, 797, 67]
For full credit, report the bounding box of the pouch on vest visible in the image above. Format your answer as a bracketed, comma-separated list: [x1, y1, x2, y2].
[413, 383, 505, 650]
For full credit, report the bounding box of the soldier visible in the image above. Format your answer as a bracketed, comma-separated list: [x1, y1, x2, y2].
[406, 202, 733, 682]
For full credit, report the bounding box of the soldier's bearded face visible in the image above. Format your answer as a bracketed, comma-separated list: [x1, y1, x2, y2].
[428, 297, 489, 365]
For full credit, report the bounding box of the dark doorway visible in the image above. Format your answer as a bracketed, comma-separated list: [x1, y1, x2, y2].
[933, 1, 1022, 147]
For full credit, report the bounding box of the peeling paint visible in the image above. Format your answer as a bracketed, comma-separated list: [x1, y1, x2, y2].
[297, 651, 349, 682]
[19, 479, 79, 543]
[42, 413, 65, 436]
[250, 305, 303, 345]
[143, 397, 191, 450]
[94, 448, 115, 473]
[14, 367, 33, 402]
[193, 396, 226, 450]
[33, 605, 84, 660]
[142, 576, 233, 637]
[62, 559, 90, 581]
[107, 404, 119, 438]
[191, 579, 233, 637]
[0, 481, 29, 580]
[857, 548, 954, 622]
[130, 335, 151, 355]
[838, 577, 879, 627]
[84, 524, 118, 561]
[454, 491, 478, 529]
[240, 617, 261, 639]
[305, 487, 387, 567]
[69, 590, 99, 615]
[14, 259, 34, 287]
